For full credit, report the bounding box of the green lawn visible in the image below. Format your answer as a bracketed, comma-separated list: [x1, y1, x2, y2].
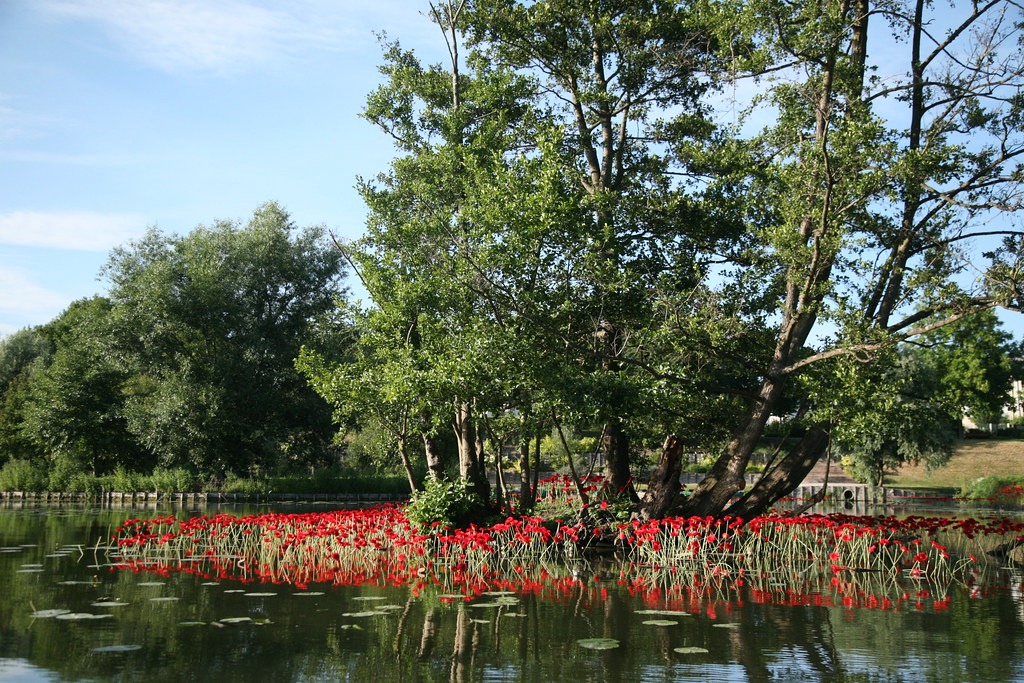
[887, 438, 1024, 491]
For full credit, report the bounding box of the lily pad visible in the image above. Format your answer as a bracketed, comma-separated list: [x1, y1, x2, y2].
[643, 620, 679, 626]
[92, 645, 142, 653]
[340, 611, 381, 618]
[137, 582, 165, 587]
[201, 582, 220, 586]
[713, 623, 740, 629]
[223, 589, 246, 594]
[635, 609, 691, 616]
[178, 621, 207, 627]
[352, 596, 387, 601]
[674, 646, 709, 654]
[577, 638, 620, 650]
[30, 609, 71, 618]
[91, 601, 130, 607]
[294, 592, 325, 597]
[219, 617, 252, 624]
[244, 592, 277, 597]
[56, 612, 113, 620]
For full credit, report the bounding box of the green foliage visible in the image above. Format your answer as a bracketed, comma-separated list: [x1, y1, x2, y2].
[406, 475, 482, 530]
[0, 458, 48, 492]
[959, 477, 1024, 506]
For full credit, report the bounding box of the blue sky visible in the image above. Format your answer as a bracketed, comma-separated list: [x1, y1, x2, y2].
[1, 1, 1020, 342]
[0, 0, 445, 336]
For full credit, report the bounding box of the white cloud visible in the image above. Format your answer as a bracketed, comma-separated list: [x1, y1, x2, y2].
[38, 0, 371, 76]
[0, 210, 146, 251]
[0, 267, 68, 316]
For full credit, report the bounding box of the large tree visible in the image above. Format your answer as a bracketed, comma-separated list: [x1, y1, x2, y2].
[103, 202, 346, 477]
[314, 0, 1023, 519]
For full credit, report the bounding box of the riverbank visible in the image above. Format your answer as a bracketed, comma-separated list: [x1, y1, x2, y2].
[0, 490, 408, 505]
[888, 438, 1024, 491]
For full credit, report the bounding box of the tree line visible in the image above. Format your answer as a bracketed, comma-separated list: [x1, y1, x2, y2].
[1, 0, 1023, 519]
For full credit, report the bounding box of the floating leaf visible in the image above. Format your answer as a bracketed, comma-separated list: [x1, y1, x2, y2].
[201, 582, 220, 586]
[92, 645, 142, 653]
[223, 590, 246, 594]
[30, 609, 71, 618]
[137, 582, 165, 587]
[244, 592, 277, 597]
[577, 638, 620, 650]
[636, 609, 691, 617]
[20, 563, 43, 568]
[149, 597, 179, 602]
[219, 617, 252, 624]
[15, 568, 44, 573]
[91, 601, 130, 608]
[713, 623, 740, 629]
[673, 647, 709, 654]
[178, 621, 207, 627]
[352, 596, 386, 601]
[294, 592, 325, 597]
[340, 611, 381, 618]
[56, 613, 113, 620]
[643, 620, 679, 626]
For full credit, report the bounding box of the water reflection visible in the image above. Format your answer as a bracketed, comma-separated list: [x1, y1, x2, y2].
[1, 503, 1024, 682]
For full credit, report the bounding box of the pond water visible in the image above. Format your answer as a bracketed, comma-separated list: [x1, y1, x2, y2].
[2, 502, 1024, 682]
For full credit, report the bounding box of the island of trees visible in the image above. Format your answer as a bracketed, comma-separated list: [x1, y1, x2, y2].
[1, 0, 1023, 523]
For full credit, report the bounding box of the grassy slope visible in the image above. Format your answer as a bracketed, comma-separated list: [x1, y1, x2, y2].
[887, 438, 1024, 490]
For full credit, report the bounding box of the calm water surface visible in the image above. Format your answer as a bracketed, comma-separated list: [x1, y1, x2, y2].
[1, 503, 1023, 682]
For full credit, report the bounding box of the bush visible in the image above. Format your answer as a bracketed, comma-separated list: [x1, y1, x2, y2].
[149, 467, 199, 493]
[960, 476, 1024, 506]
[0, 458, 48, 492]
[406, 475, 481, 530]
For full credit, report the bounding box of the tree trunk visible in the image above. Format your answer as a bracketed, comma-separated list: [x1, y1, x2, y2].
[678, 376, 787, 516]
[398, 435, 417, 494]
[518, 417, 534, 512]
[420, 410, 445, 479]
[602, 419, 638, 502]
[455, 400, 489, 500]
[726, 421, 831, 518]
[640, 434, 682, 520]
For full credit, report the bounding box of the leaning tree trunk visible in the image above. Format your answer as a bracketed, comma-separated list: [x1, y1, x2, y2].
[640, 435, 682, 519]
[725, 421, 831, 518]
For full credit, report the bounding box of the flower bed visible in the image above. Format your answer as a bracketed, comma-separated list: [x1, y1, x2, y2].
[107, 501, 1024, 613]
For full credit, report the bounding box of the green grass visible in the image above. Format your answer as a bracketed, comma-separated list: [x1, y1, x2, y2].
[887, 438, 1024, 491]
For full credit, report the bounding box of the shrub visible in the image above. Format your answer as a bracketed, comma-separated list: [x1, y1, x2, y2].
[406, 475, 481, 530]
[959, 476, 1024, 507]
[149, 467, 198, 493]
[0, 458, 48, 492]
